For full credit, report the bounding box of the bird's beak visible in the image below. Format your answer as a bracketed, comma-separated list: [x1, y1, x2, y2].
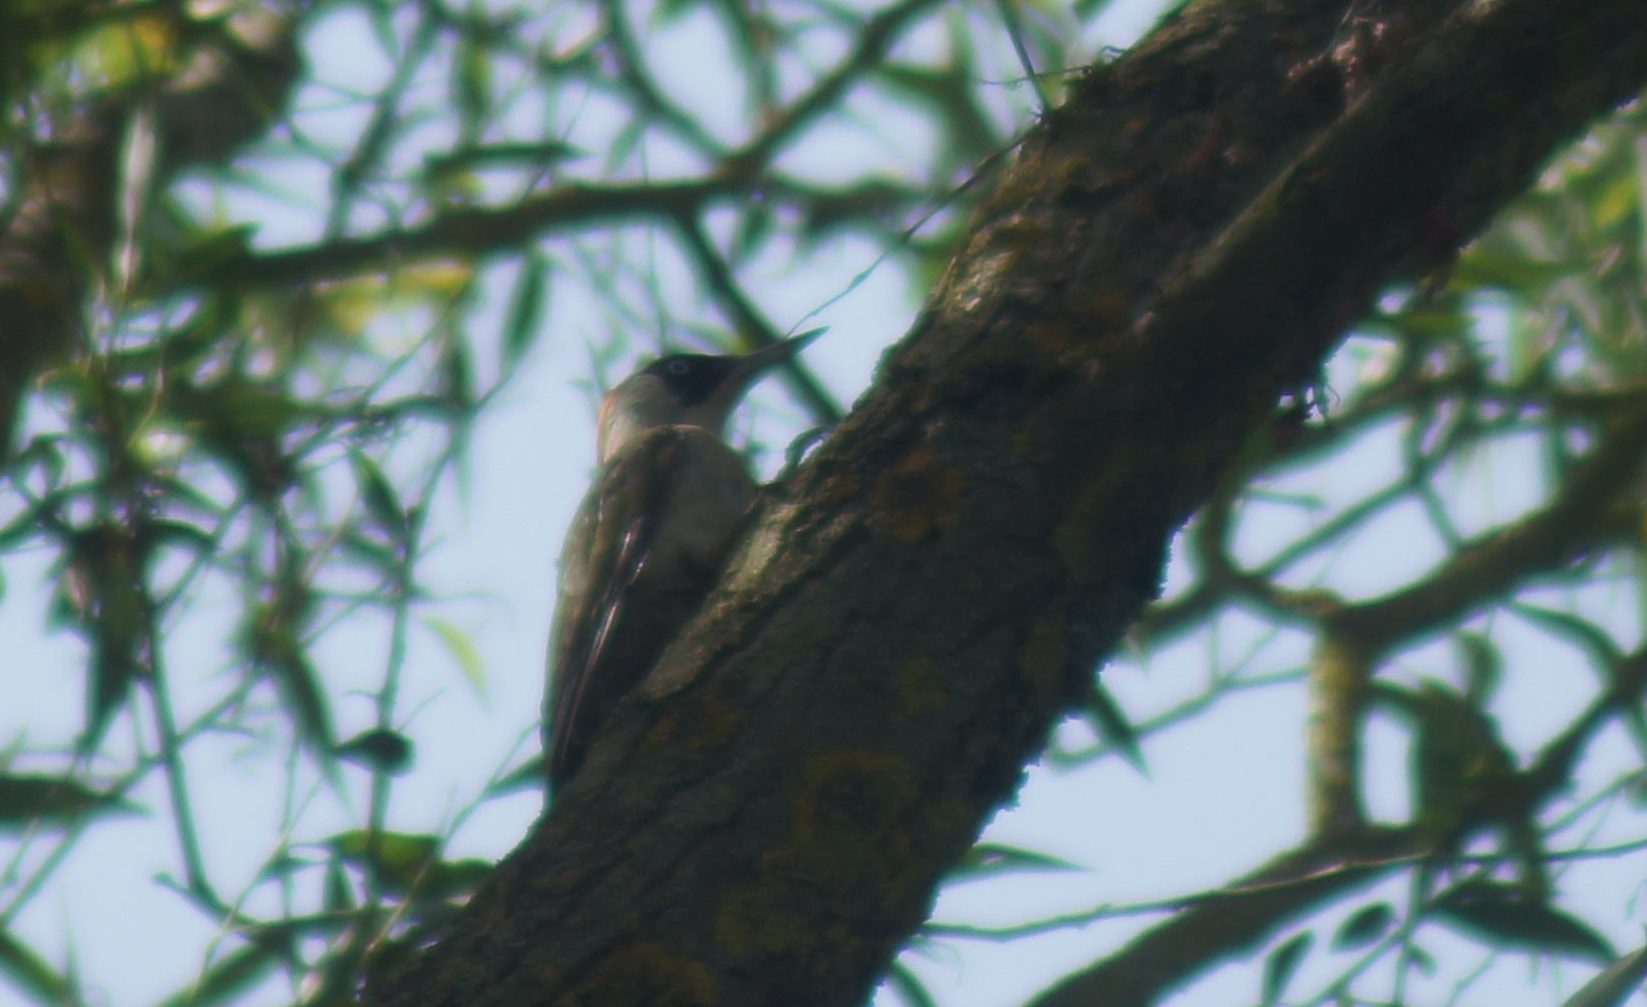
[728, 327, 823, 384]
[696, 328, 822, 432]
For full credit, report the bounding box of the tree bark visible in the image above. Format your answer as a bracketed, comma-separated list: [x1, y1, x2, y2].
[371, 0, 1647, 1004]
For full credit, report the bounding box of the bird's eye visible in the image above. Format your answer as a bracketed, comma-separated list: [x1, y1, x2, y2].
[666, 359, 692, 375]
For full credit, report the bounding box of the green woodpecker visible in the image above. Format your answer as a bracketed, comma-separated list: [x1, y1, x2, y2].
[544, 332, 817, 792]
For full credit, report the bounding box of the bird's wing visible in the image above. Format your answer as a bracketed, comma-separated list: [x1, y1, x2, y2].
[545, 428, 684, 786]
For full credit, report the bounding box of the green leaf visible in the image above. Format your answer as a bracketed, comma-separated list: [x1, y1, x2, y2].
[324, 859, 353, 913]
[61, 525, 152, 750]
[948, 842, 1080, 883]
[883, 960, 938, 1007]
[242, 560, 331, 755]
[423, 616, 486, 695]
[148, 519, 218, 558]
[730, 205, 774, 265]
[283, 655, 335, 752]
[413, 858, 492, 901]
[1407, 944, 1437, 975]
[335, 729, 414, 775]
[440, 337, 474, 412]
[453, 38, 490, 123]
[502, 251, 549, 372]
[1432, 882, 1614, 964]
[1261, 932, 1312, 1005]
[1333, 902, 1394, 950]
[1455, 632, 1501, 704]
[484, 757, 545, 798]
[157, 930, 292, 1007]
[330, 830, 442, 892]
[1450, 251, 1576, 292]
[350, 451, 407, 546]
[1072, 0, 1119, 19]
[0, 928, 74, 1005]
[1088, 682, 1144, 771]
[1409, 680, 1515, 830]
[1562, 940, 1647, 1007]
[0, 774, 139, 831]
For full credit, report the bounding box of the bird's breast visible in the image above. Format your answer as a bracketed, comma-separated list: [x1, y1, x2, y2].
[651, 430, 759, 577]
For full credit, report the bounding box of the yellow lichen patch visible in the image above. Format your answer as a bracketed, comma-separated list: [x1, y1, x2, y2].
[716, 751, 921, 962]
[1069, 278, 1135, 331]
[1019, 615, 1069, 700]
[727, 519, 787, 592]
[896, 656, 947, 716]
[1023, 319, 1087, 361]
[1052, 477, 1109, 584]
[869, 447, 966, 542]
[716, 888, 842, 961]
[567, 943, 717, 1006]
[643, 678, 750, 756]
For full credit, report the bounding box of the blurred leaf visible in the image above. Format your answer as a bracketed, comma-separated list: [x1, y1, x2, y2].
[336, 729, 414, 775]
[175, 376, 302, 441]
[1407, 944, 1437, 975]
[423, 616, 486, 695]
[163, 225, 259, 284]
[603, 119, 646, 175]
[324, 859, 353, 913]
[350, 451, 407, 547]
[331, 830, 441, 892]
[883, 960, 938, 1007]
[0, 774, 139, 831]
[63, 12, 180, 90]
[328, 831, 490, 900]
[948, 843, 1080, 884]
[148, 520, 217, 557]
[1433, 882, 1614, 964]
[485, 757, 545, 798]
[60, 524, 152, 749]
[653, 0, 706, 26]
[1561, 940, 1647, 1007]
[423, 141, 583, 183]
[1332, 903, 1394, 950]
[314, 264, 474, 336]
[157, 929, 293, 1007]
[453, 37, 490, 124]
[1455, 632, 1501, 704]
[1450, 251, 1576, 292]
[875, 37, 998, 166]
[730, 204, 774, 265]
[502, 251, 549, 372]
[254, 849, 310, 883]
[0, 505, 47, 553]
[440, 336, 474, 412]
[1408, 680, 1517, 834]
[0, 928, 73, 1006]
[1509, 603, 1623, 667]
[1261, 932, 1312, 1005]
[1072, 0, 1119, 19]
[1088, 682, 1144, 772]
[414, 858, 492, 901]
[244, 568, 333, 754]
[268, 649, 335, 755]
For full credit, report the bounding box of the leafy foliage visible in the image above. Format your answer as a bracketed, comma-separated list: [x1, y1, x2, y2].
[0, 0, 1643, 1005]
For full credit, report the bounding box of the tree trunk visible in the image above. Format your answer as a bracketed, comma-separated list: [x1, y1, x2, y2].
[370, 0, 1647, 1004]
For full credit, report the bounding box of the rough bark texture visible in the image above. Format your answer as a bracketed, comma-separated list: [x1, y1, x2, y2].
[371, 0, 1647, 1004]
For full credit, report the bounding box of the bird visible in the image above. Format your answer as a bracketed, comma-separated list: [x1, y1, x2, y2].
[543, 331, 819, 793]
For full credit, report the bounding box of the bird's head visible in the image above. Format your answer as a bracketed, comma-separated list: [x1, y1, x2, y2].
[595, 331, 819, 463]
